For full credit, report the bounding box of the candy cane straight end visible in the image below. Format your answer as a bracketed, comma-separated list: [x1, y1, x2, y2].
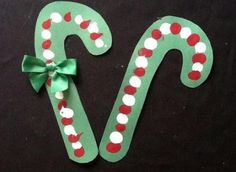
[99, 16, 213, 162]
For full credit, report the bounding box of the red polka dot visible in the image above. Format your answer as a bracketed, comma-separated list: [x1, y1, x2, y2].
[188, 71, 201, 80]
[42, 19, 51, 29]
[106, 143, 121, 153]
[152, 29, 162, 40]
[138, 48, 153, 58]
[46, 78, 51, 86]
[170, 23, 181, 34]
[116, 124, 126, 132]
[80, 20, 91, 29]
[58, 100, 67, 110]
[68, 134, 81, 143]
[124, 85, 136, 95]
[42, 40, 51, 49]
[64, 12, 71, 22]
[61, 118, 73, 125]
[90, 33, 103, 40]
[45, 60, 53, 64]
[134, 67, 145, 77]
[192, 53, 206, 64]
[74, 147, 85, 157]
[119, 105, 132, 114]
[187, 34, 200, 46]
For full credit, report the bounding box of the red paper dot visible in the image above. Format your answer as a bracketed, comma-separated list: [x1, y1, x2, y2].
[134, 67, 145, 77]
[192, 53, 206, 64]
[124, 85, 137, 95]
[61, 118, 73, 125]
[64, 12, 71, 22]
[42, 19, 51, 29]
[46, 78, 51, 86]
[170, 22, 181, 34]
[138, 48, 153, 58]
[80, 20, 91, 29]
[152, 29, 162, 40]
[74, 147, 85, 157]
[68, 134, 81, 143]
[106, 143, 121, 153]
[42, 40, 51, 49]
[187, 34, 200, 46]
[90, 33, 103, 40]
[116, 124, 126, 132]
[119, 105, 132, 114]
[45, 60, 53, 64]
[58, 100, 67, 110]
[188, 71, 201, 80]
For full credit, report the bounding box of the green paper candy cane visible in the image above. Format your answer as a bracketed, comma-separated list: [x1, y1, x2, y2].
[99, 16, 213, 162]
[24, 2, 111, 163]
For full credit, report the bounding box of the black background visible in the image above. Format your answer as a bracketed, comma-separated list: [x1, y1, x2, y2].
[0, 0, 235, 171]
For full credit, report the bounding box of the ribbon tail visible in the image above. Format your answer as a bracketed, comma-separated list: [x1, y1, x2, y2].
[51, 73, 69, 93]
[29, 73, 48, 92]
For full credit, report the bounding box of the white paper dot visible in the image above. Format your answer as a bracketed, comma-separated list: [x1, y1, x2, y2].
[41, 30, 51, 39]
[50, 12, 62, 23]
[116, 113, 128, 124]
[110, 131, 123, 144]
[195, 42, 206, 53]
[43, 50, 55, 60]
[74, 15, 83, 25]
[122, 94, 135, 106]
[129, 76, 141, 88]
[144, 38, 157, 50]
[160, 23, 171, 35]
[192, 62, 203, 72]
[95, 39, 104, 48]
[64, 125, 76, 135]
[55, 91, 64, 100]
[135, 56, 148, 68]
[180, 27, 192, 39]
[88, 22, 99, 33]
[60, 107, 74, 118]
[72, 141, 83, 149]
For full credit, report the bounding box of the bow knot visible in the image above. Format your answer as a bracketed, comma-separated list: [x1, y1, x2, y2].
[22, 55, 77, 93]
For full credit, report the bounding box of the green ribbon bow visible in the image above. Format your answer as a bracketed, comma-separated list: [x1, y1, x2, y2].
[22, 55, 77, 93]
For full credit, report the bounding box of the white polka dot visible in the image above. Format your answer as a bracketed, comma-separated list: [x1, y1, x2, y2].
[129, 76, 141, 88]
[60, 107, 74, 118]
[72, 141, 83, 149]
[43, 50, 55, 60]
[88, 22, 99, 33]
[135, 56, 148, 68]
[180, 27, 192, 39]
[144, 38, 157, 50]
[95, 39, 104, 48]
[122, 94, 135, 106]
[160, 23, 171, 35]
[195, 42, 206, 53]
[64, 125, 76, 135]
[50, 12, 62, 23]
[55, 91, 64, 100]
[116, 113, 128, 124]
[192, 62, 203, 72]
[41, 30, 51, 39]
[109, 131, 123, 144]
[74, 15, 83, 25]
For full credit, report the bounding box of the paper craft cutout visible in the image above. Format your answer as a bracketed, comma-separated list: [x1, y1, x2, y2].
[99, 16, 213, 162]
[22, 1, 112, 163]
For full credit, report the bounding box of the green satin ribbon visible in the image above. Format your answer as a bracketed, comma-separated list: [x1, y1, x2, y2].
[22, 55, 77, 93]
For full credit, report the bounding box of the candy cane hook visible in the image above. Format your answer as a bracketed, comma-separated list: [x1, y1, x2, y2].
[25, 2, 111, 163]
[99, 16, 213, 162]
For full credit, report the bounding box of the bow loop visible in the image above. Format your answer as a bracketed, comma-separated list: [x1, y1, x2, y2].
[22, 55, 77, 93]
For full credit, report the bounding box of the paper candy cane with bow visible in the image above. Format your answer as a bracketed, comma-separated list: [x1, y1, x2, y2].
[22, 2, 111, 163]
[99, 16, 213, 162]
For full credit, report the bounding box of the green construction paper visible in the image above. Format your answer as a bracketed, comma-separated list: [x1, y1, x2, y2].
[24, 1, 112, 163]
[99, 16, 213, 162]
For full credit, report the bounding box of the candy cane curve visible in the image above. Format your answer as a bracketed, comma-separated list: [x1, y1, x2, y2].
[34, 2, 111, 163]
[99, 16, 213, 162]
